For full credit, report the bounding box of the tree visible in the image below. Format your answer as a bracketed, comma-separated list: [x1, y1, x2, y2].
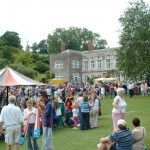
[0, 31, 22, 49]
[31, 42, 39, 53]
[9, 64, 38, 78]
[13, 51, 33, 67]
[38, 40, 48, 54]
[47, 27, 107, 53]
[0, 46, 18, 63]
[116, 0, 150, 79]
[34, 61, 49, 73]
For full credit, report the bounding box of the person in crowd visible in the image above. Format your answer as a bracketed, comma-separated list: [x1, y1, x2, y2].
[144, 83, 148, 96]
[128, 81, 134, 98]
[114, 84, 118, 97]
[38, 91, 53, 150]
[23, 100, 38, 150]
[112, 88, 127, 132]
[132, 118, 146, 150]
[52, 100, 58, 129]
[57, 96, 66, 127]
[97, 119, 133, 150]
[100, 85, 105, 99]
[0, 95, 24, 150]
[76, 92, 83, 126]
[80, 95, 91, 130]
[140, 83, 145, 96]
[110, 84, 114, 99]
[90, 93, 99, 128]
[72, 104, 79, 129]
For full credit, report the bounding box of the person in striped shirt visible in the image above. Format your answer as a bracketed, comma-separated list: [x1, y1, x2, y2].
[97, 119, 133, 150]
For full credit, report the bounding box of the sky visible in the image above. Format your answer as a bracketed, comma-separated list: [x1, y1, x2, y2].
[0, 0, 150, 49]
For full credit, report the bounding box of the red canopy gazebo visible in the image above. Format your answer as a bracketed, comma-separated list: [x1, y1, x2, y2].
[0, 67, 46, 104]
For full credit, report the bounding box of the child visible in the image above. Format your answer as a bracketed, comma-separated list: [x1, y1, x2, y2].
[72, 105, 79, 129]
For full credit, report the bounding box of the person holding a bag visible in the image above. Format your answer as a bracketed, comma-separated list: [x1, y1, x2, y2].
[24, 100, 39, 150]
[132, 118, 146, 150]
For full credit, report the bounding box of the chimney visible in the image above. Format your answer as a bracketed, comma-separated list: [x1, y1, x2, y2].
[61, 42, 65, 52]
[88, 41, 93, 51]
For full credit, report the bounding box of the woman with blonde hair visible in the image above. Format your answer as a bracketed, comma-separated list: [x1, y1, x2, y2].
[112, 88, 127, 132]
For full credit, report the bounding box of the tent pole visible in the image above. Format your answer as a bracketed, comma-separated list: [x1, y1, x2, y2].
[6, 86, 9, 105]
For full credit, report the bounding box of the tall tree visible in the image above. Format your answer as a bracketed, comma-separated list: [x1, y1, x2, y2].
[47, 27, 107, 53]
[38, 40, 48, 54]
[31, 42, 39, 53]
[116, 0, 150, 79]
[0, 31, 22, 49]
[13, 51, 32, 67]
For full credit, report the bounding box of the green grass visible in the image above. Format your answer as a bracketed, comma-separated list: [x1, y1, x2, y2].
[0, 95, 150, 150]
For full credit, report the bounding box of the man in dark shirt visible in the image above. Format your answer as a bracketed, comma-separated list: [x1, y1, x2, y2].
[39, 91, 53, 150]
[97, 119, 133, 150]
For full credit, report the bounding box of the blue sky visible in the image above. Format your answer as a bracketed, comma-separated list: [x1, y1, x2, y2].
[0, 0, 150, 48]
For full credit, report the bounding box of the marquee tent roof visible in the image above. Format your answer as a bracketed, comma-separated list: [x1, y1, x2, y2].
[0, 67, 45, 86]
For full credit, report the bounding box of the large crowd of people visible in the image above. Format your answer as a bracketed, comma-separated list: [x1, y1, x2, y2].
[0, 80, 149, 150]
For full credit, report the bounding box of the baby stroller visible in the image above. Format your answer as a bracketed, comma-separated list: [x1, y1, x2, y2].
[65, 110, 74, 127]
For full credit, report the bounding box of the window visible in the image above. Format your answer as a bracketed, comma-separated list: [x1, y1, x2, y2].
[83, 61, 88, 70]
[55, 73, 62, 79]
[106, 59, 110, 68]
[97, 60, 101, 69]
[84, 75, 88, 81]
[55, 61, 63, 69]
[91, 61, 95, 69]
[72, 60, 79, 68]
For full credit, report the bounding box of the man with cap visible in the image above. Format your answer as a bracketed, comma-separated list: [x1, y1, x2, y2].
[38, 90, 53, 150]
[97, 119, 133, 150]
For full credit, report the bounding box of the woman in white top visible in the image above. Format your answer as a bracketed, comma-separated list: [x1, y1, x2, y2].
[24, 100, 38, 150]
[140, 83, 145, 96]
[112, 88, 127, 132]
[90, 93, 99, 128]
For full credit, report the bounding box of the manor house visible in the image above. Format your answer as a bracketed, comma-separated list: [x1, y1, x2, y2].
[50, 42, 124, 83]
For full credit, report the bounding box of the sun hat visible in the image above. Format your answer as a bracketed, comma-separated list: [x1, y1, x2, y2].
[117, 119, 126, 127]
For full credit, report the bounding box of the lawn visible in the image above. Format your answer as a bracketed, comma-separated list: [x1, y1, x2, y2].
[0, 95, 150, 150]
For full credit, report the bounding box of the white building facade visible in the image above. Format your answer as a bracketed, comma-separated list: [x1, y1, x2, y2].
[50, 48, 125, 83]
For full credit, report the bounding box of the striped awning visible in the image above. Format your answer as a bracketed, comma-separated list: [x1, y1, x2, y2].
[0, 67, 45, 86]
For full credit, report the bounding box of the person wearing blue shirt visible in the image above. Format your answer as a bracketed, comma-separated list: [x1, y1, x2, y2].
[97, 119, 133, 150]
[38, 91, 53, 150]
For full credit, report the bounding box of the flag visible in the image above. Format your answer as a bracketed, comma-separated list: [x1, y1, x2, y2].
[34, 108, 40, 139]
[19, 115, 30, 145]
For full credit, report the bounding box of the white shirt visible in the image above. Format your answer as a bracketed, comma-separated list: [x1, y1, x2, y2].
[128, 84, 133, 89]
[112, 96, 127, 113]
[23, 107, 36, 124]
[0, 104, 23, 127]
[77, 96, 83, 106]
[101, 87, 105, 94]
[72, 108, 79, 117]
[91, 99, 99, 111]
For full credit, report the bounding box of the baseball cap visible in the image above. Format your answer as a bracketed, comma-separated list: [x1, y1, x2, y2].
[117, 119, 126, 127]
